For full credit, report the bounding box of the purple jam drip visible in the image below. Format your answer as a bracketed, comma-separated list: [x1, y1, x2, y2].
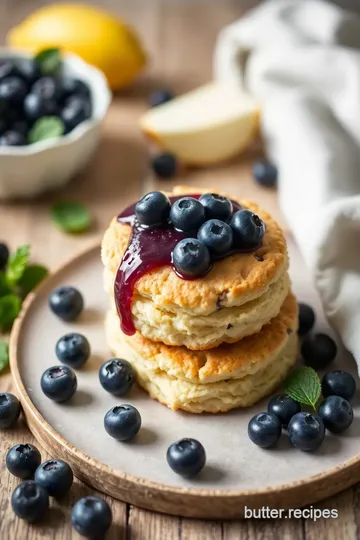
[115, 194, 251, 336]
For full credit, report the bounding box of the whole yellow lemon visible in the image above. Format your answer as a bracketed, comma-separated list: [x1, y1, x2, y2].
[7, 3, 147, 90]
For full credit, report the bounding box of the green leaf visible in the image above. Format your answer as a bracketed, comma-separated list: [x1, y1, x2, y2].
[0, 273, 10, 297]
[51, 201, 92, 233]
[34, 47, 61, 75]
[28, 117, 64, 144]
[6, 245, 30, 287]
[0, 294, 21, 331]
[284, 367, 321, 409]
[18, 265, 49, 295]
[0, 340, 9, 372]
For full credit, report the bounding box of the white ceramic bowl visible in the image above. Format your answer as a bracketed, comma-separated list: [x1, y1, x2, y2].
[0, 49, 112, 199]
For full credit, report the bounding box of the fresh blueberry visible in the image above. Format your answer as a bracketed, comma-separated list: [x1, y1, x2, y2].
[322, 371, 356, 401]
[61, 95, 92, 133]
[11, 480, 49, 522]
[172, 238, 211, 278]
[99, 358, 136, 396]
[318, 396, 353, 433]
[35, 459, 73, 497]
[151, 153, 178, 179]
[41, 366, 77, 402]
[0, 61, 17, 81]
[149, 89, 174, 107]
[197, 219, 233, 256]
[267, 395, 301, 428]
[61, 78, 91, 101]
[0, 76, 27, 104]
[24, 93, 57, 122]
[104, 404, 141, 441]
[248, 412, 282, 448]
[288, 412, 325, 452]
[31, 76, 62, 101]
[298, 303, 316, 335]
[49, 285, 84, 321]
[199, 193, 233, 222]
[301, 333, 337, 370]
[166, 438, 206, 477]
[71, 496, 112, 538]
[252, 160, 278, 188]
[230, 209, 265, 249]
[0, 117, 7, 134]
[0, 242, 9, 270]
[6, 443, 41, 479]
[0, 392, 21, 428]
[0, 130, 27, 146]
[17, 59, 41, 85]
[135, 191, 171, 227]
[10, 120, 29, 137]
[170, 197, 206, 232]
[56, 333, 90, 368]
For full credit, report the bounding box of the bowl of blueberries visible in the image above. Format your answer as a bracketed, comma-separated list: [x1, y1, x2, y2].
[0, 47, 111, 199]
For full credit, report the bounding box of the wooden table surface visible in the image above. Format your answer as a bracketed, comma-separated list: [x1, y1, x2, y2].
[0, 0, 360, 538]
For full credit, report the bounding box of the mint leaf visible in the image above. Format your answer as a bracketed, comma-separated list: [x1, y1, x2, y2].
[51, 201, 92, 233]
[28, 117, 64, 144]
[284, 367, 321, 409]
[18, 265, 48, 295]
[0, 273, 10, 297]
[0, 340, 8, 372]
[6, 245, 30, 287]
[34, 47, 61, 75]
[0, 294, 21, 331]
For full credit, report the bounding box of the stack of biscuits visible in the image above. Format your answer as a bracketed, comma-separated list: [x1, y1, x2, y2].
[101, 186, 298, 414]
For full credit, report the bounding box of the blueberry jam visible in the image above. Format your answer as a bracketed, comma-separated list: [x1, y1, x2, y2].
[115, 194, 263, 335]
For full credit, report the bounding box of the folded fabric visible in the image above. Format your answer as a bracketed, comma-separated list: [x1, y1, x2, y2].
[214, 0, 360, 371]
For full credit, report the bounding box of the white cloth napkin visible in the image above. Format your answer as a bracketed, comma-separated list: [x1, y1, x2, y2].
[214, 0, 360, 370]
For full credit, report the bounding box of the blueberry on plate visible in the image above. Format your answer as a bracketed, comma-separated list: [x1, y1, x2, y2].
[56, 333, 90, 368]
[6, 443, 41, 479]
[11, 480, 49, 522]
[199, 193, 233, 222]
[0, 242, 9, 270]
[135, 191, 171, 227]
[230, 209, 265, 249]
[301, 333, 337, 370]
[151, 153, 178, 179]
[298, 302, 316, 335]
[288, 412, 325, 452]
[49, 285, 84, 321]
[31, 76, 62, 101]
[24, 93, 58, 122]
[172, 238, 211, 278]
[35, 459, 73, 497]
[167, 438, 206, 477]
[197, 219, 233, 256]
[99, 358, 136, 396]
[61, 95, 92, 133]
[322, 371, 356, 401]
[248, 412, 282, 448]
[41, 366, 77, 403]
[252, 160, 278, 188]
[104, 404, 141, 441]
[149, 89, 174, 107]
[0, 392, 21, 428]
[318, 396, 353, 433]
[61, 78, 91, 101]
[170, 197, 206, 232]
[71, 496, 112, 538]
[0, 76, 27, 104]
[267, 395, 301, 428]
[0, 130, 27, 146]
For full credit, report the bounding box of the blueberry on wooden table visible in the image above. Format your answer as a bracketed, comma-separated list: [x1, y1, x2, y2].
[6, 443, 41, 479]
[166, 438, 206, 477]
[35, 459, 73, 497]
[252, 160, 278, 188]
[135, 191, 171, 227]
[322, 371, 356, 401]
[248, 412, 282, 448]
[151, 153, 178, 179]
[197, 219, 233, 256]
[99, 358, 136, 396]
[298, 302, 316, 335]
[230, 209, 265, 249]
[56, 333, 90, 368]
[0, 392, 21, 428]
[301, 333, 337, 370]
[41, 365, 77, 402]
[149, 89, 174, 108]
[71, 496, 112, 538]
[199, 193, 233, 222]
[0, 242, 9, 270]
[288, 412, 325, 452]
[172, 238, 211, 278]
[318, 396, 354, 434]
[170, 197, 206, 232]
[104, 404, 141, 441]
[49, 285, 84, 321]
[267, 395, 301, 428]
[11, 480, 49, 522]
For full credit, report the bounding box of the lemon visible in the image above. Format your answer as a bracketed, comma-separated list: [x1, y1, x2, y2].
[7, 3, 146, 90]
[140, 83, 260, 165]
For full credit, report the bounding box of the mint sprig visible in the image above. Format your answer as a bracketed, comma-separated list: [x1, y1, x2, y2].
[18, 265, 49, 295]
[284, 367, 321, 409]
[6, 245, 30, 287]
[51, 201, 92, 233]
[0, 340, 9, 372]
[0, 295, 21, 331]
